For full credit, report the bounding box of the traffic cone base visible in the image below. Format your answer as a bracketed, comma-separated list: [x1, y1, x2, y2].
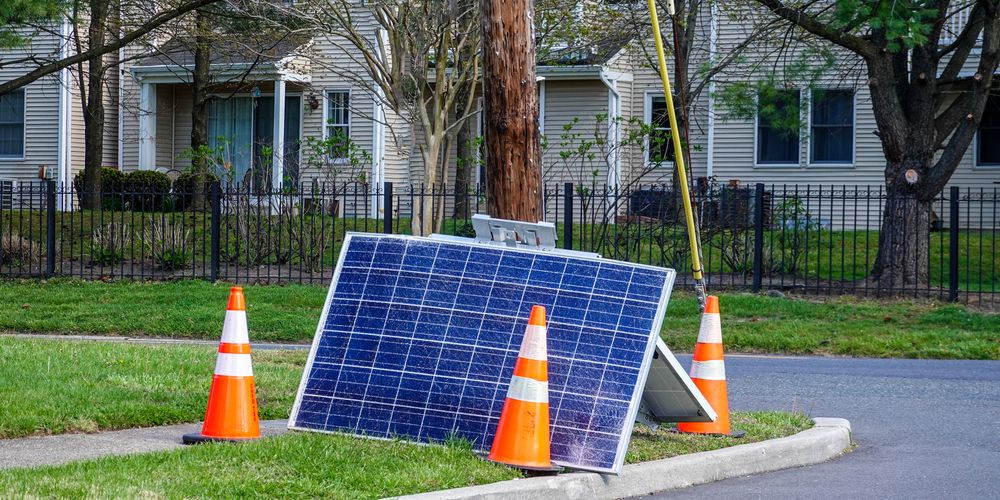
[487, 305, 561, 472]
[183, 286, 261, 445]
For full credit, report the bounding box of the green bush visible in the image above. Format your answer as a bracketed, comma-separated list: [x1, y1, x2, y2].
[72, 167, 127, 209]
[125, 170, 172, 211]
[172, 170, 220, 211]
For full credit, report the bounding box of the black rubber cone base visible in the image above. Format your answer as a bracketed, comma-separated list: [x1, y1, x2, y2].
[475, 451, 564, 474]
[182, 432, 259, 445]
[666, 427, 746, 438]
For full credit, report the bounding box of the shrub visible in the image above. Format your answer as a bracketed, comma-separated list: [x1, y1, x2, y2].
[0, 230, 37, 266]
[143, 218, 190, 271]
[90, 222, 131, 265]
[125, 170, 172, 211]
[72, 167, 127, 209]
[172, 170, 220, 211]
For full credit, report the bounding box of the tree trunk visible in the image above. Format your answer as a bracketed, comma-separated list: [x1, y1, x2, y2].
[872, 173, 933, 294]
[81, 0, 109, 209]
[453, 108, 474, 219]
[412, 139, 440, 236]
[190, 9, 211, 210]
[480, 0, 542, 222]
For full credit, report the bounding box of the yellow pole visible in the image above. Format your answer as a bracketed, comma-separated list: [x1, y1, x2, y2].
[646, 0, 706, 306]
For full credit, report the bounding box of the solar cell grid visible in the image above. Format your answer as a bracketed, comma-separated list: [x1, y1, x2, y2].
[290, 233, 675, 473]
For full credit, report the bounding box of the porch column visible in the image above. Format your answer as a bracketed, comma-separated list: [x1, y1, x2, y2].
[138, 82, 157, 170]
[272, 79, 286, 190]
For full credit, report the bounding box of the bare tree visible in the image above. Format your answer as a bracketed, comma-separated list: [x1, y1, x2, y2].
[281, 0, 480, 235]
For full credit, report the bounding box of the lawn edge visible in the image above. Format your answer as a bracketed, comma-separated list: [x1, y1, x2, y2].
[392, 418, 852, 500]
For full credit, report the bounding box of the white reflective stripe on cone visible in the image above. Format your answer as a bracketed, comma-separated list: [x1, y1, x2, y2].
[518, 325, 548, 361]
[689, 359, 726, 381]
[220, 311, 250, 345]
[697, 314, 723, 344]
[506, 375, 549, 403]
[214, 352, 254, 377]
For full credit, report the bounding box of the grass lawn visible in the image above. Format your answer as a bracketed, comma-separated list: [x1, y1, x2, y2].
[0, 337, 809, 498]
[2, 279, 998, 359]
[0, 337, 305, 439]
[0, 412, 810, 499]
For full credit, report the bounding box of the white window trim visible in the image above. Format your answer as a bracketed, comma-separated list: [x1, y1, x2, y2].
[753, 87, 803, 168]
[806, 88, 856, 168]
[0, 87, 27, 161]
[322, 88, 352, 164]
[643, 90, 675, 169]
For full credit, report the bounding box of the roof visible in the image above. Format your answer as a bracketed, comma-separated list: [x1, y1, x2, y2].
[135, 35, 311, 69]
[536, 33, 633, 66]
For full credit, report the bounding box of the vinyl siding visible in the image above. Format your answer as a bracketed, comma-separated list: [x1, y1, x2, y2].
[0, 29, 62, 182]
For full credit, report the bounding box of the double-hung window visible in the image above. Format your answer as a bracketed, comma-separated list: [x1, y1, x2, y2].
[0, 89, 25, 159]
[756, 89, 800, 165]
[325, 90, 351, 160]
[978, 94, 1000, 166]
[810, 89, 854, 164]
[648, 95, 676, 165]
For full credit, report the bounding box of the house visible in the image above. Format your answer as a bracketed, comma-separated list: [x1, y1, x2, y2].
[1, 3, 997, 221]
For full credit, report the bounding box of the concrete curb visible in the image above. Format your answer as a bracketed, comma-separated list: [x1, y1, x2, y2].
[394, 418, 852, 500]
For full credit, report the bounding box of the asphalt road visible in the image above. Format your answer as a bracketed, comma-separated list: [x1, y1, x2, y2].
[649, 355, 1000, 499]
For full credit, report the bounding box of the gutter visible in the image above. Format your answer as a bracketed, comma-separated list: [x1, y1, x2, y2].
[57, 17, 73, 204]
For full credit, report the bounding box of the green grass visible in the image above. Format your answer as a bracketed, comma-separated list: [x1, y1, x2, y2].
[2, 280, 997, 359]
[661, 294, 1000, 359]
[0, 337, 809, 498]
[0, 337, 305, 439]
[626, 411, 813, 463]
[0, 411, 810, 498]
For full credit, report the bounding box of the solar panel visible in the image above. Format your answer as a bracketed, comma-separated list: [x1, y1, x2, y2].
[642, 338, 717, 422]
[289, 232, 682, 473]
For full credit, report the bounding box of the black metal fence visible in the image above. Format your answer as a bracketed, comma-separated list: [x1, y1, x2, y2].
[1, 180, 997, 306]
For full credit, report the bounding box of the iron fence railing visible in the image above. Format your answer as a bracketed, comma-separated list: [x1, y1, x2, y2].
[1, 180, 996, 306]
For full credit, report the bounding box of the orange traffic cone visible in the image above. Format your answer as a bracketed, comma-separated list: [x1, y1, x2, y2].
[183, 286, 261, 444]
[676, 296, 744, 437]
[488, 305, 559, 471]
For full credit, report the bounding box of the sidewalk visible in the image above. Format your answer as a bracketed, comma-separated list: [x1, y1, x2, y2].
[0, 420, 289, 470]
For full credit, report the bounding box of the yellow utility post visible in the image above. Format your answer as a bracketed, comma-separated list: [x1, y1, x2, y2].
[646, 0, 707, 310]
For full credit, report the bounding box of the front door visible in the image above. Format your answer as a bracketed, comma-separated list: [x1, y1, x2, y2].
[208, 95, 301, 191]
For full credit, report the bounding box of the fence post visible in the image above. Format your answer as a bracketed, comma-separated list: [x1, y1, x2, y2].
[383, 182, 393, 234]
[752, 183, 765, 293]
[563, 182, 573, 250]
[45, 180, 56, 278]
[210, 181, 221, 282]
[948, 186, 960, 302]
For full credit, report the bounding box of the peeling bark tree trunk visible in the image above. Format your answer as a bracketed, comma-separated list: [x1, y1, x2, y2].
[81, 0, 110, 209]
[480, 0, 542, 222]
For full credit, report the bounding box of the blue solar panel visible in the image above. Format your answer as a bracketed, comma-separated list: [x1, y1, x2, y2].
[289, 233, 675, 473]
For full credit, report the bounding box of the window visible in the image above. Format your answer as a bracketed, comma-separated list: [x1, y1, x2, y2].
[978, 93, 1000, 166]
[756, 89, 800, 165]
[810, 89, 854, 164]
[648, 95, 675, 165]
[325, 90, 351, 159]
[0, 89, 25, 158]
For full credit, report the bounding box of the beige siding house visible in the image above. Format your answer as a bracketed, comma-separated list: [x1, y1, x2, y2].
[2, 4, 997, 220]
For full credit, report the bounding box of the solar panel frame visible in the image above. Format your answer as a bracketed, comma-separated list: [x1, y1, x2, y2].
[288, 232, 677, 474]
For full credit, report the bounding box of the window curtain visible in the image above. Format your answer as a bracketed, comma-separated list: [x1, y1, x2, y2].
[208, 97, 252, 185]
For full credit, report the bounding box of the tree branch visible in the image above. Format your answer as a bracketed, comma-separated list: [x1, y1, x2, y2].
[752, 0, 876, 58]
[0, 0, 223, 95]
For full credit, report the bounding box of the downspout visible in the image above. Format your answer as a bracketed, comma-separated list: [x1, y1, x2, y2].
[372, 28, 388, 215]
[117, 45, 124, 170]
[599, 69, 621, 188]
[57, 17, 73, 208]
[706, 1, 717, 180]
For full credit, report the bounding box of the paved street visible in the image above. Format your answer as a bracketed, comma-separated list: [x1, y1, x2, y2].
[652, 355, 1000, 499]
